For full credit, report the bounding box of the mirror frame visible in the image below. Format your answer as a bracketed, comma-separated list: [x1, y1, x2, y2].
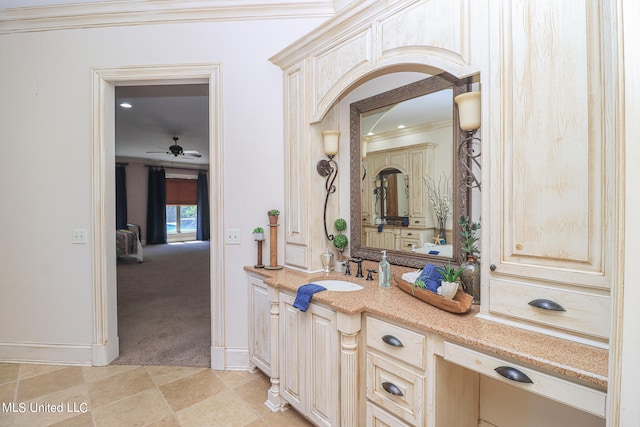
[349, 73, 472, 268]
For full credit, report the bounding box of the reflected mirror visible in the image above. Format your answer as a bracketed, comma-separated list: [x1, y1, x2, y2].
[350, 73, 471, 268]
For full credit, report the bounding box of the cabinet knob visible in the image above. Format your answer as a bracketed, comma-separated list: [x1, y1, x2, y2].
[381, 335, 404, 347]
[489, 264, 497, 271]
[495, 366, 534, 384]
[528, 299, 566, 312]
[382, 381, 404, 397]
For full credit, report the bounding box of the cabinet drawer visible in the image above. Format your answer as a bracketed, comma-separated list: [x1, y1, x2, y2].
[400, 229, 422, 238]
[366, 402, 413, 427]
[444, 342, 606, 418]
[489, 278, 610, 339]
[366, 316, 426, 370]
[366, 353, 425, 427]
[399, 238, 421, 252]
[409, 217, 426, 227]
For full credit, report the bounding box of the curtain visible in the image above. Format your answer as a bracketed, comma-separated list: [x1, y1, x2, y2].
[115, 164, 128, 230]
[197, 171, 210, 241]
[146, 167, 167, 244]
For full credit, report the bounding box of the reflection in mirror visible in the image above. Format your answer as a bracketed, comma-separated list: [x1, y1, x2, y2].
[350, 73, 471, 268]
[375, 168, 409, 224]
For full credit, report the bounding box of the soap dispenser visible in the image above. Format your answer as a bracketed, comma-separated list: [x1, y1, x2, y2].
[379, 250, 391, 288]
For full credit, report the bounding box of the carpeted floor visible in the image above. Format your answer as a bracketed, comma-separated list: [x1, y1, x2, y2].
[113, 241, 211, 367]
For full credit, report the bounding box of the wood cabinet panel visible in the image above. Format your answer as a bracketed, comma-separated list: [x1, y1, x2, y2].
[487, 0, 613, 289]
[248, 276, 271, 376]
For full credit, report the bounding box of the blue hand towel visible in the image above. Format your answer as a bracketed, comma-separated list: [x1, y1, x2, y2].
[293, 283, 327, 312]
[418, 264, 443, 293]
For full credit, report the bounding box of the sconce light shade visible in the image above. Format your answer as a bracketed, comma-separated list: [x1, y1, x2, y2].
[361, 137, 369, 160]
[454, 92, 481, 131]
[322, 130, 340, 157]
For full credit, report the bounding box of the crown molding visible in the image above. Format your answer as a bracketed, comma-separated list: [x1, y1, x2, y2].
[0, 0, 336, 35]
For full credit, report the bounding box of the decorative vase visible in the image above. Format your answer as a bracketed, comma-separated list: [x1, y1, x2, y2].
[253, 233, 264, 241]
[334, 248, 345, 272]
[321, 249, 334, 273]
[460, 255, 481, 304]
[268, 215, 278, 225]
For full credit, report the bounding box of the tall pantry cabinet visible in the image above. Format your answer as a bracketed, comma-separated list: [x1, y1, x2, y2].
[483, 0, 616, 344]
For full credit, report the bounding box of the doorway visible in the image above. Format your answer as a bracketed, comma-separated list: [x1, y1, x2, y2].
[113, 83, 211, 366]
[91, 64, 226, 368]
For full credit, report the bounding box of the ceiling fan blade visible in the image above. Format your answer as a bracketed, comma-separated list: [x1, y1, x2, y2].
[183, 151, 202, 158]
[146, 150, 169, 154]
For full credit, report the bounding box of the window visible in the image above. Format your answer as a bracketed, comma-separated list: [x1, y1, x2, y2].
[165, 177, 198, 234]
[166, 205, 197, 234]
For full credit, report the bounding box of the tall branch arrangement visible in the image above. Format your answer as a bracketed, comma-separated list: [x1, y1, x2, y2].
[423, 174, 452, 229]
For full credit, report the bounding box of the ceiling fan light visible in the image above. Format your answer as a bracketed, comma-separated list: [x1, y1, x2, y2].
[120, 102, 132, 108]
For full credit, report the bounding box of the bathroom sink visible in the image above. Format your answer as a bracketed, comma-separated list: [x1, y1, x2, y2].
[313, 280, 364, 292]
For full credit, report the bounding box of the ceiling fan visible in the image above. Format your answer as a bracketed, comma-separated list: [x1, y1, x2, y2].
[147, 137, 202, 158]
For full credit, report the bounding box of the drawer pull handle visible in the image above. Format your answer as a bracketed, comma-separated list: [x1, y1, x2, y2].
[382, 335, 404, 347]
[407, 232, 413, 236]
[528, 299, 566, 312]
[495, 366, 533, 384]
[382, 381, 404, 396]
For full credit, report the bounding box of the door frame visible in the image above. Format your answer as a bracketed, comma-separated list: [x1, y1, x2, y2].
[90, 64, 226, 368]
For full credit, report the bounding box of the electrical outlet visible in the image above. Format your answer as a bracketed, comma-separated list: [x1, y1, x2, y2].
[72, 228, 87, 244]
[225, 229, 241, 245]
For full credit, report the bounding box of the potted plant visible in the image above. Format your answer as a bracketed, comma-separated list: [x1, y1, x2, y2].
[332, 218, 349, 266]
[459, 216, 481, 304]
[252, 227, 265, 241]
[436, 262, 463, 299]
[268, 209, 280, 224]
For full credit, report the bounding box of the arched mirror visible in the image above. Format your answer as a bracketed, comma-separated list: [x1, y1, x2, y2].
[350, 73, 471, 268]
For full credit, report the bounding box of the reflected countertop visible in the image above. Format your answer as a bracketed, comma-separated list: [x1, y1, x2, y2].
[245, 262, 608, 390]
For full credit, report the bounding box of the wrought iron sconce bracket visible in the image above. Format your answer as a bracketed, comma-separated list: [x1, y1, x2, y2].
[458, 129, 481, 191]
[317, 155, 338, 241]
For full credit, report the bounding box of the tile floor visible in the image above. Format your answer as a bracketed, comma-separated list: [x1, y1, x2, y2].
[0, 363, 312, 427]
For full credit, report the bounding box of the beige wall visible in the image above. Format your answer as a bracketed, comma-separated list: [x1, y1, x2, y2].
[0, 16, 324, 364]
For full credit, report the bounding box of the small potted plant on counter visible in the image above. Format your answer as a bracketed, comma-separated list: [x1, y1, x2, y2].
[332, 218, 349, 270]
[436, 263, 464, 300]
[252, 227, 265, 241]
[268, 209, 280, 224]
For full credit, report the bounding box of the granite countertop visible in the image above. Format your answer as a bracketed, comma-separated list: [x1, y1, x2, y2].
[245, 262, 608, 390]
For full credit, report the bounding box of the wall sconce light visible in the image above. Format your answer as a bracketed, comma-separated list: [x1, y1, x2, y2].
[317, 130, 340, 241]
[454, 91, 482, 191]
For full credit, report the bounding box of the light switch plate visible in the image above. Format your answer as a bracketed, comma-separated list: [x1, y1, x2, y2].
[72, 228, 87, 244]
[225, 229, 241, 245]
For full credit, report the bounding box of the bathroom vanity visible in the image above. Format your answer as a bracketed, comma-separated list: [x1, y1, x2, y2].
[246, 266, 607, 427]
[257, 0, 619, 424]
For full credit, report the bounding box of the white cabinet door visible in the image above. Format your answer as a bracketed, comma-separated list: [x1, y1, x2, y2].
[487, 0, 613, 288]
[307, 303, 339, 427]
[280, 293, 305, 412]
[279, 292, 339, 427]
[486, 0, 614, 339]
[248, 276, 271, 376]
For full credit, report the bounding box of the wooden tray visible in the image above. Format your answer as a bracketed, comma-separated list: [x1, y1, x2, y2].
[392, 275, 473, 314]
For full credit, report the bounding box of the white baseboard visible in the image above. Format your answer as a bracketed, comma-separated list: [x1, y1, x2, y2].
[0, 342, 93, 366]
[210, 346, 251, 371]
[92, 339, 119, 366]
[224, 348, 250, 371]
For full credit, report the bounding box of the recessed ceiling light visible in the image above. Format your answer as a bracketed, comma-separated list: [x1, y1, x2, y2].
[120, 102, 132, 108]
[367, 132, 374, 136]
[397, 124, 406, 129]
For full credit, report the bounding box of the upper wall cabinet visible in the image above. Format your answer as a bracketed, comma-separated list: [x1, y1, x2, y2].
[485, 0, 615, 342]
